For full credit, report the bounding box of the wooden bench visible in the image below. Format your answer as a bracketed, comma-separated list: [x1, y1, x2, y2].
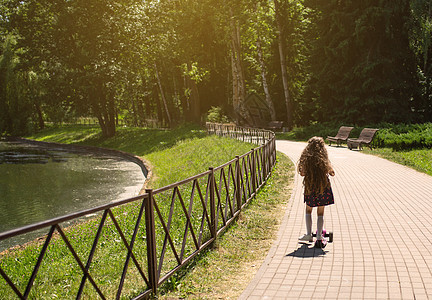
[267, 121, 284, 132]
[347, 128, 379, 150]
[326, 126, 354, 146]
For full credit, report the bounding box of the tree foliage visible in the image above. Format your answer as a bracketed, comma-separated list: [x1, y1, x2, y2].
[410, 0, 432, 120]
[304, 0, 419, 124]
[0, 0, 431, 136]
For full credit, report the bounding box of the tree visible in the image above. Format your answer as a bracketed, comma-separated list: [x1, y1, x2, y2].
[7, 0, 156, 136]
[274, 0, 293, 128]
[224, 1, 252, 125]
[242, 1, 277, 122]
[58, 0, 135, 137]
[0, 35, 33, 135]
[2, 0, 429, 136]
[410, 0, 432, 121]
[304, 0, 418, 124]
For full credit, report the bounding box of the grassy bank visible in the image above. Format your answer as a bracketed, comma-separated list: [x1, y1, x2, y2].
[1, 125, 294, 299]
[363, 148, 432, 176]
[158, 152, 294, 299]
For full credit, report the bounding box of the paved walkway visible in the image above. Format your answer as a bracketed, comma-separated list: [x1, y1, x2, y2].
[240, 140, 432, 299]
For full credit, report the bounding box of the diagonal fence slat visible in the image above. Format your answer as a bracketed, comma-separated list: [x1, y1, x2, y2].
[22, 225, 56, 299]
[0, 123, 276, 298]
[197, 176, 212, 247]
[116, 198, 148, 300]
[77, 209, 109, 299]
[106, 209, 149, 292]
[155, 187, 181, 277]
[0, 266, 23, 299]
[55, 224, 106, 299]
[176, 184, 199, 262]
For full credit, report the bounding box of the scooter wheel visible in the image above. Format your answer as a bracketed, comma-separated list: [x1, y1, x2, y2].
[328, 232, 333, 243]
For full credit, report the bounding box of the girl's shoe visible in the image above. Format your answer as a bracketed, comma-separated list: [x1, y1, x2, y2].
[298, 234, 313, 242]
[314, 238, 327, 248]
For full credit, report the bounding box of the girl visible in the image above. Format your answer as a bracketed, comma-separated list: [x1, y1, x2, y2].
[297, 136, 335, 248]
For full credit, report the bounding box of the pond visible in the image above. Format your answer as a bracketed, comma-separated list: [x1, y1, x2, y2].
[0, 140, 146, 251]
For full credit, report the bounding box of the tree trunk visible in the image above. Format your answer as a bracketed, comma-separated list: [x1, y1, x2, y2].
[229, 8, 251, 126]
[153, 82, 163, 127]
[91, 83, 116, 137]
[140, 73, 152, 126]
[274, 0, 292, 129]
[185, 64, 201, 123]
[424, 1, 431, 121]
[423, 1, 431, 73]
[137, 98, 145, 127]
[190, 80, 200, 122]
[131, 98, 138, 127]
[256, 38, 276, 121]
[107, 95, 116, 136]
[180, 74, 190, 121]
[34, 102, 45, 130]
[154, 63, 172, 127]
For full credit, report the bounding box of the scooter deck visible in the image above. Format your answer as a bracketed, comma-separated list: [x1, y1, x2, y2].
[312, 230, 333, 243]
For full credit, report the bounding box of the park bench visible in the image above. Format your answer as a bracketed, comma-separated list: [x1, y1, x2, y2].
[347, 128, 379, 150]
[267, 121, 284, 132]
[326, 126, 354, 146]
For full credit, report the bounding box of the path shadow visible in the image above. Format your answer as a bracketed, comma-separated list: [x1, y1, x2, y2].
[286, 243, 328, 258]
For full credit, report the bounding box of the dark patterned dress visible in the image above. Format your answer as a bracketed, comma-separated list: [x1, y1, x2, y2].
[304, 181, 334, 207]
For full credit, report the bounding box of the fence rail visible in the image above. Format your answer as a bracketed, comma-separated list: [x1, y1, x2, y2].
[0, 123, 276, 299]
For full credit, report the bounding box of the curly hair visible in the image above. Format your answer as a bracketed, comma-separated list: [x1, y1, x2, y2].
[298, 136, 332, 195]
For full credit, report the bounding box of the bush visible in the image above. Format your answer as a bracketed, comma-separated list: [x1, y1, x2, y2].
[206, 106, 229, 123]
[373, 123, 432, 150]
[276, 122, 357, 141]
[277, 122, 432, 150]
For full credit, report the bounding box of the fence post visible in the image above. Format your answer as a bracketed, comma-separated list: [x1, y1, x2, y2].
[272, 138, 276, 167]
[235, 156, 242, 211]
[262, 146, 267, 181]
[208, 167, 217, 239]
[266, 143, 271, 177]
[145, 189, 158, 295]
[251, 149, 256, 193]
[265, 143, 270, 178]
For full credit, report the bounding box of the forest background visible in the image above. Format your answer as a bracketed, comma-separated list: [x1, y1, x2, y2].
[1, 0, 431, 137]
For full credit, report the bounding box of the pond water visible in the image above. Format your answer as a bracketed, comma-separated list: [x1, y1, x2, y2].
[0, 140, 146, 251]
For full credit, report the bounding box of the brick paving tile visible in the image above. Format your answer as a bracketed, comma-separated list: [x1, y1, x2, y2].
[240, 141, 432, 299]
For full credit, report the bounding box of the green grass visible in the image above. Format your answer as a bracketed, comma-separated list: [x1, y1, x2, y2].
[364, 148, 432, 176]
[158, 152, 294, 299]
[1, 124, 270, 299]
[26, 124, 208, 156]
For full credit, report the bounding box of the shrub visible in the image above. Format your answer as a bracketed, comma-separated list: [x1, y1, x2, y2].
[277, 122, 432, 150]
[374, 123, 432, 150]
[277, 122, 357, 141]
[206, 106, 229, 123]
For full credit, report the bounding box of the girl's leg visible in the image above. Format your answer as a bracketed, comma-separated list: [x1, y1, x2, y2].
[316, 206, 325, 239]
[305, 205, 313, 235]
[299, 205, 313, 241]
